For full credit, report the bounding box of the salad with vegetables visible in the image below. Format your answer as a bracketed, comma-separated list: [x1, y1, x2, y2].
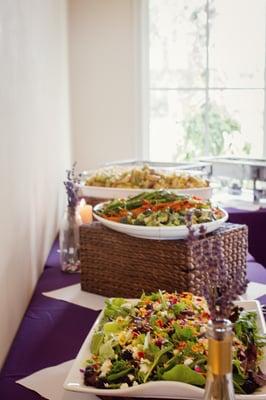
[82, 291, 266, 394]
[95, 190, 224, 226]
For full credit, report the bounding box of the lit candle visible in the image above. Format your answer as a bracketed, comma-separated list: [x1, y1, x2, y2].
[79, 199, 93, 224]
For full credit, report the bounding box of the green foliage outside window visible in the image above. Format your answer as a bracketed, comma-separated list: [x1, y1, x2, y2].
[175, 103, 251, 161]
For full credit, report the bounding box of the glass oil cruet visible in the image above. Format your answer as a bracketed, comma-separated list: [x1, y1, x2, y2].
[203, 318, 235, 400]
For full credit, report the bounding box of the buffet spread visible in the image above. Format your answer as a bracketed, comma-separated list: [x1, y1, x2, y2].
[60, 161, 266, 399]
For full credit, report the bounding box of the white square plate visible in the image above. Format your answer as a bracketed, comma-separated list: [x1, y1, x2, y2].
[64, 300, 266, 399]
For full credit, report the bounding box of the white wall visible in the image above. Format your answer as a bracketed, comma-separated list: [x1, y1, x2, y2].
[0, 0, 71, 367]
[68, 0, 142, 171]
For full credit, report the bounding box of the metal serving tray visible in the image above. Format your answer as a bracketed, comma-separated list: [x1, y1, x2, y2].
[207, 157, 266, 181]
[103, 159, 211, 173]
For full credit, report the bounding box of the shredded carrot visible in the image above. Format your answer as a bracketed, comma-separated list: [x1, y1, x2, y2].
[103, 209, 128, 222]
[151, 201, 178, 211]
[101, 198, 205, 221]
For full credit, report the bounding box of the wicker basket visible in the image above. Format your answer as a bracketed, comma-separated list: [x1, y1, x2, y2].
[80, 222, 248, 298]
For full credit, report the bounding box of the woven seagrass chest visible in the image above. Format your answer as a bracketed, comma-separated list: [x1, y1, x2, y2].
[80, 222, 248, 299]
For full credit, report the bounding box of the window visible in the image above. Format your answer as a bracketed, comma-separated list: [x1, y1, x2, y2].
[148, 0, 266, 162]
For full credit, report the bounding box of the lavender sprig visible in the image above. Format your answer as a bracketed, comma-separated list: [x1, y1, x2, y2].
[64, 162, 80, 208]
[185, 211, 197, 241]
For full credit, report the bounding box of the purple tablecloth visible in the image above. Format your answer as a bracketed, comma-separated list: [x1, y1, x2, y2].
[228, 207, 266, 267]
[0, 211, 266, 399]
[0, 240, 100, 400]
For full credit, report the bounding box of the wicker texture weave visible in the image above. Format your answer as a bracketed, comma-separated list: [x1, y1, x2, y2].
[80, 222, 248, 298]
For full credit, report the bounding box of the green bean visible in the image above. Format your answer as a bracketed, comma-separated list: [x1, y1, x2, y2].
[101, 190, 188, 215]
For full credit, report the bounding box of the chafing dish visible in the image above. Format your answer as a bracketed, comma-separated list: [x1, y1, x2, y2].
[202, 157, 266, 202]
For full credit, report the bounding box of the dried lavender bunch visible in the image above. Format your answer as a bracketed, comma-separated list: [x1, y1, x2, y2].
[64, 162, 80, 208]
[185, 221, 248, 320]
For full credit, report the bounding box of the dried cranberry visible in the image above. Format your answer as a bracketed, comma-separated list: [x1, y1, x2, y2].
[242, 378, 259, 394]
[84, 366, 98, 387]
[155, 339, 163, 348]
[121, 375, 133, 386]
[121, 349, 133, 361]
[145, 303, 153, 310]
[95, 378, 107, 388]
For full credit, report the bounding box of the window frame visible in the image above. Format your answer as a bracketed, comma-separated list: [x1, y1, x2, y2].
[140, 0, 266, 161]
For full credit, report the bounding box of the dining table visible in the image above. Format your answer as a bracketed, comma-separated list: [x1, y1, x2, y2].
[0, 207, 265, 400]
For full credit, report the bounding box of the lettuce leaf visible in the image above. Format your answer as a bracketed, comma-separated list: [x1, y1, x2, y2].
[172, 324, 194, 341]
[90, 331, 104, 355]
[99, 340, 115, 360]
[103, 320, 128, 334]
[143, 345, 173, 383]
[104, 298, 129, 320]
[162, 364, 205, 386]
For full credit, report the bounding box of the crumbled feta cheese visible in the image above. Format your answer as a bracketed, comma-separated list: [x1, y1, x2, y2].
[184, 357, 193, 366]
[120, 383, 129, 389]
[200, 325, 207, 334]
[133, 381, 139, 386]
[122, 301, 134, 309]
[153, 302, 162, 311]
[160, 310, 167, 317]
[128, 374, 134, 381]
[132, 346, 139, 359]
[139, 359, 151, 374]
[99, 359, 112, 377]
